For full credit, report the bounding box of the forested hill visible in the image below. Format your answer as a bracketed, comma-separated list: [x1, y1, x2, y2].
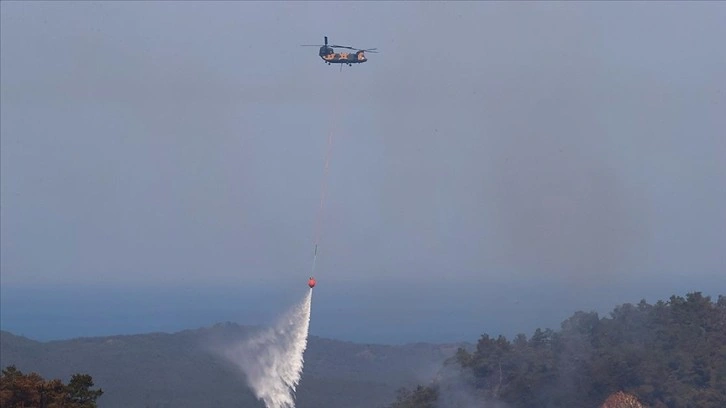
[1, 323, 466, 408]
[389, 292, 726, 408]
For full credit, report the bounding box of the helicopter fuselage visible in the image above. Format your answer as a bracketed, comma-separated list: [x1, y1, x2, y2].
[319, 46, 367, 65]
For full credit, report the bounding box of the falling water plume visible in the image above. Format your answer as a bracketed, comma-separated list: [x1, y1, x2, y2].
[223, 289, 313, 408]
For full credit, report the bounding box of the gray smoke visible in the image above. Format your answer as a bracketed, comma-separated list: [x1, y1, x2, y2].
[432, 362, 513, 408]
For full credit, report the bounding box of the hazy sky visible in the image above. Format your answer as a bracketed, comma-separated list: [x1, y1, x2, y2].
[2, 2, 725, 343]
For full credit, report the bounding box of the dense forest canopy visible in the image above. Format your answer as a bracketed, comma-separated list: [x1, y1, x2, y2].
[388, 292, 726, 408]
[0, 365, 103, 408]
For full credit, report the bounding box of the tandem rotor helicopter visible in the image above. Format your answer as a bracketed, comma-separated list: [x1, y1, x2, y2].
[301, 36, 378, 66]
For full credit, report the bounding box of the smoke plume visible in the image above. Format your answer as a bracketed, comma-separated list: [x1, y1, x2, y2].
[431, 361, 512, 408]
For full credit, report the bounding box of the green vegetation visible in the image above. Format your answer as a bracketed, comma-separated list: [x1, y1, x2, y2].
[389, 292, 726, 408]
[0, 365, 103, 408]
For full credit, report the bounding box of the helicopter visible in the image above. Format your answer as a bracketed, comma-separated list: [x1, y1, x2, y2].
[301, 36, 377, 66]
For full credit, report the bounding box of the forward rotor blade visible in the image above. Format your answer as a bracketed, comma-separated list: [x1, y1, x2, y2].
[329, 44, 358, 50]
[304, 43, 378, 52]
[331, 45, 378, 52]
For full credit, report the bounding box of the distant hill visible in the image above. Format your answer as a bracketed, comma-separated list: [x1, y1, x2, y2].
[0, 323, 469, 408]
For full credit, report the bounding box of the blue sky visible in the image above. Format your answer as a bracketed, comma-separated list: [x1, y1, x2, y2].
[1, 1, 724, 344]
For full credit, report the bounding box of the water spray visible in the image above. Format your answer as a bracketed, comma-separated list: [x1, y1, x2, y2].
[223, 290, 313, 408]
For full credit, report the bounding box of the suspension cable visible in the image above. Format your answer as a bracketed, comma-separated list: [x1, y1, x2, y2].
[310, 69, 343, 278]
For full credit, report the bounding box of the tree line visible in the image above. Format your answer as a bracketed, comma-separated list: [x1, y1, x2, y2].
[0, 365, 103, 408]
[388, 292, 726, 408]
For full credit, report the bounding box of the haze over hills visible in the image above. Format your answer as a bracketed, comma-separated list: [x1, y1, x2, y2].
[5, 291, 724, 408]
[0, 324, 468, 408]
[1, 2, 724, 407]
[6, 277, 724, 345]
